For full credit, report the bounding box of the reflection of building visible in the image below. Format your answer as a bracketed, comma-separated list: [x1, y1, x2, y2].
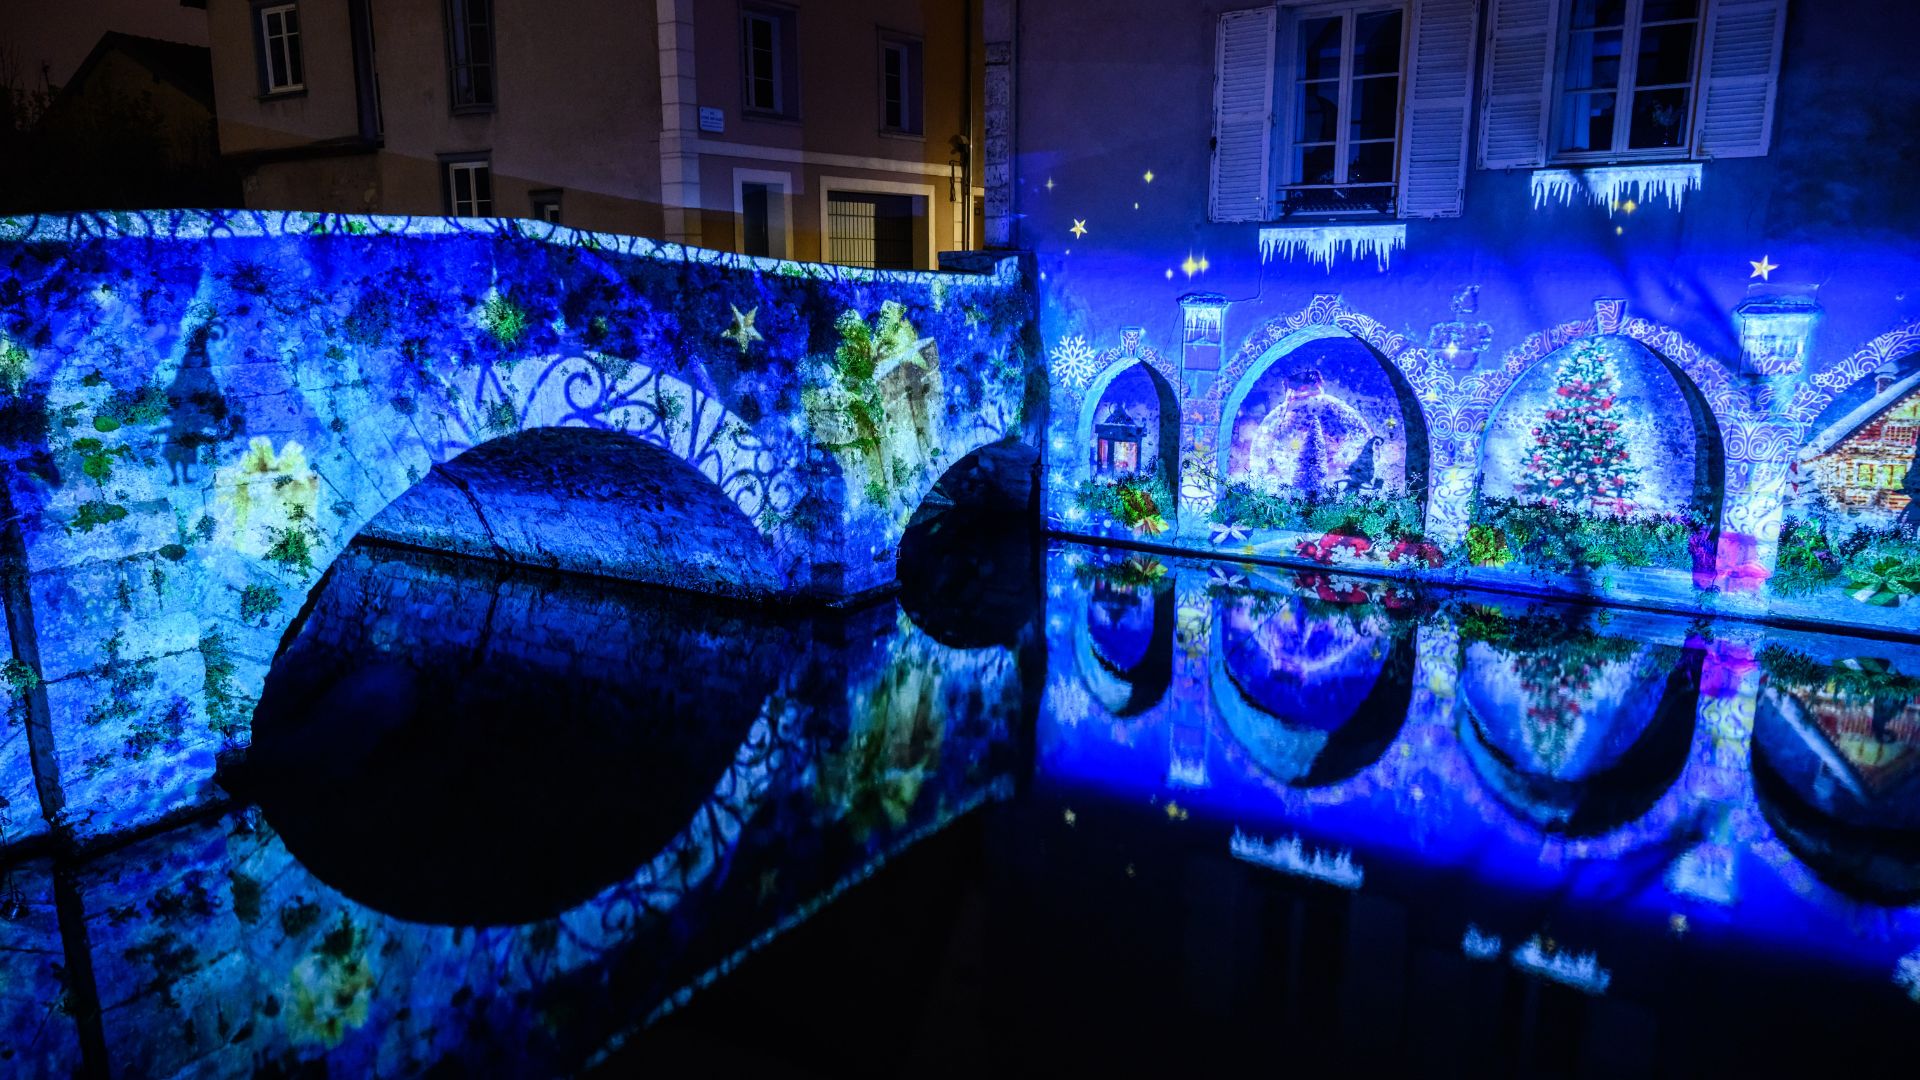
[203, 0, 983, 267]
[1798, 365, 1920, 513]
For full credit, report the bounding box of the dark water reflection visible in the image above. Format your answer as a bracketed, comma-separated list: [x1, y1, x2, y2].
[6, 536, 1920, 1075]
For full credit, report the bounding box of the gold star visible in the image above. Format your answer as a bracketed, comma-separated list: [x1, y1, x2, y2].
[1045, 177, 1056, 192]
[1181, 253, 1203, 278]
[1069, 219, 1088, 239]
[1143, 169, 1154, 183]
[722, 304, 762, 352]
[1750, 254, 1779, 281]
[1063, 808, 1077, 826]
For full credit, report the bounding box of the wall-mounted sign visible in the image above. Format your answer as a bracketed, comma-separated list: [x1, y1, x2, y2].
[698, 107, 724, 134]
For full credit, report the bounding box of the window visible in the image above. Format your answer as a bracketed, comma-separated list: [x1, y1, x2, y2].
[1480, 0, 1787, 170]
[349, 0, 383, 140]
[1553, 0, 1700, 158]
[1283, 6, 1403, 215]
[742, 6, 798, 117]
[531, 189, 562, 224]
[1210, 2, 1478, 222]
[444, 157, 492, 216]
[827, 191, 914, 269]
[256, 3, 304, 94]
[445, 0, 496, 112]
[880, 36, 923, 134]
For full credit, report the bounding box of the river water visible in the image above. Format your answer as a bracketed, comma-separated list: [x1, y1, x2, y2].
[3, 519, 1918, 1075]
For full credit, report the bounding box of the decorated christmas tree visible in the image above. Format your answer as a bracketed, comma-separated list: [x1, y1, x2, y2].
[1517, 342, 1639, 513]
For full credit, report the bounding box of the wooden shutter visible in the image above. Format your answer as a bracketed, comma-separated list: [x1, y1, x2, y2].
[1691, 0, 1787, 159]
[1397, 0, 1481, 217]
[1477, 0, 1558, 169]
[1210, 7, 1278, 223]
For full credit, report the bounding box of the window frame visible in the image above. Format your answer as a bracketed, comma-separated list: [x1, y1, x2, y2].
[1547, 0, 1705, 163]
[442, 154, 494, 217]
[444, 0, 498, 115]
[530, 189, 562, 224]
[733, 168, 794, 259]
[255, 1, 305, 97]
[878, 33, 924, 136]
[741, 4, 799, 119]
[1273, 0, 1409, 219]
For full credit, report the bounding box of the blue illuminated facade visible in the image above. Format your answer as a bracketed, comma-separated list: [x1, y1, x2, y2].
[1021, 0, 1920, 633]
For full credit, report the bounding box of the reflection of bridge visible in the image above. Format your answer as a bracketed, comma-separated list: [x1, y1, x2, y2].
[0, 212, 1038, 850]
[0, 536, 1030, 1076]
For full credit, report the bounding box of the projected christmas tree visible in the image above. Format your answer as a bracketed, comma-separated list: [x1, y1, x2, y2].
[1518, 342, 1639, 513]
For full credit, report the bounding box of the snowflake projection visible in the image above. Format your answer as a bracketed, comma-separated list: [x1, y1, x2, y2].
[1049, 334, 1100, 389]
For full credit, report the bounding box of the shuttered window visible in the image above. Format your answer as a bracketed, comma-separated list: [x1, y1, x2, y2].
[1213, 3, 1480, 222]
[1479, 0, 1785, 168]
[1690, 0, 1786, 158]
[1209, 8, 1278, 222]
[1397, 0, 1480, 216]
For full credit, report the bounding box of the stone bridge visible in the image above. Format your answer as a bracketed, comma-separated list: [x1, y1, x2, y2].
[0, 210, 1039, 850]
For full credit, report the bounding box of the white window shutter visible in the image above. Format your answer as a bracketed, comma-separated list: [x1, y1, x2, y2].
[1397, 0, 1481, 217]
[1210, 7, 1278, 223]
[1691, 0, 1787, 159]
[1477, 0, 1559, 169]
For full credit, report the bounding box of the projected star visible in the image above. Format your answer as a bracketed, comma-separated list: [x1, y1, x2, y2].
[722, 304, 763, 352]
[1750, 254, 1778, 281]
[1143, 169, 1154, 183]
[1069, 219, 1088, 239]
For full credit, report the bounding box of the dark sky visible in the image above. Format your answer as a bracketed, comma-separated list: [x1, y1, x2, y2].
[0, 0, 207, 89]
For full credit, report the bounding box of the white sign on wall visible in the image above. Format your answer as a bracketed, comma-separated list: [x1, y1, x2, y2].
[699, 107, 725, 133]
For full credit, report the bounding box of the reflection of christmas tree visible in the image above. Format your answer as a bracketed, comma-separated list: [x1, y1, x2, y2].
[1517, 342, 1638, 513]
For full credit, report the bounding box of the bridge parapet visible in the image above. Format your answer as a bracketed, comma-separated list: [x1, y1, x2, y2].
[0, 210, 1039, 849]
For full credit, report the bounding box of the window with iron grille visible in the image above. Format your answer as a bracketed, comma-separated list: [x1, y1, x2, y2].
[827, 192, 914, 270]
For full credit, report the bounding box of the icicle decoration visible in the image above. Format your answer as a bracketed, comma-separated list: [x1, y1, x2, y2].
[1258, 224, 1406, 271]
[1529, 164, 1703, 214]
[1511, 935, 1612, 995]
[1461, 925, 1503, 961]
[1229, 828, 1364, 888]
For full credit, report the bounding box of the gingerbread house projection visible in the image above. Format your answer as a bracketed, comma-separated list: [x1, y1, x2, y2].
[1797, 365, 1920, 516]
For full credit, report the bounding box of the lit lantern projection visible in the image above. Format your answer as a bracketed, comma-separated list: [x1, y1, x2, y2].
[1212, 335, 1428, 551]
[1074, 558, 1175, 717]
[1472, 336, 1721, 577]
[1752, 656, 1920, 903]
[1456, 613, 1700, 836]
[1211, 591, 1412, 787]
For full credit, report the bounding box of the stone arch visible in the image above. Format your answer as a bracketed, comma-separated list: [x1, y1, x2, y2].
[1473, 333, 1728, 535]
[1790, 318, 1920, 425]
[1074, 332, 1182, 522]
[1210, 322, 1434, 516]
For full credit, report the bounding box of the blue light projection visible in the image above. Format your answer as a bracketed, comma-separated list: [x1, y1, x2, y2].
[0, 210, 1039, 850]
[1038, 540, 1920, 995]
[0, 539, 1032, 1075]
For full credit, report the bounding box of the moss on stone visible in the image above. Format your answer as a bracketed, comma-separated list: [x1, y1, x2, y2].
[239, 583, 282, 624]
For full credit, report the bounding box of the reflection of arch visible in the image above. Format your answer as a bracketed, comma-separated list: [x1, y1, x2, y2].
[1076, 332, 1182, 520]
[1751, 682, 1920, 903]
[243, 543, 785, 925]
[1214, 324, 1433, 513]
[1073, 581, 1175, 717]
[1209, 597, 1412, 787]
[1457, 641, 1701, 837]
[1474, 333, 1727, 540]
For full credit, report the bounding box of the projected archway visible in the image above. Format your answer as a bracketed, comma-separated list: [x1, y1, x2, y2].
[1471, 334, 1723, 580]
[1208, 324, 1431, 560]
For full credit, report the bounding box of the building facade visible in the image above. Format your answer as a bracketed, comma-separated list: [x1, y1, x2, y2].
[1014, 0, 1920, 632]
[205, 0, 984, 267]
